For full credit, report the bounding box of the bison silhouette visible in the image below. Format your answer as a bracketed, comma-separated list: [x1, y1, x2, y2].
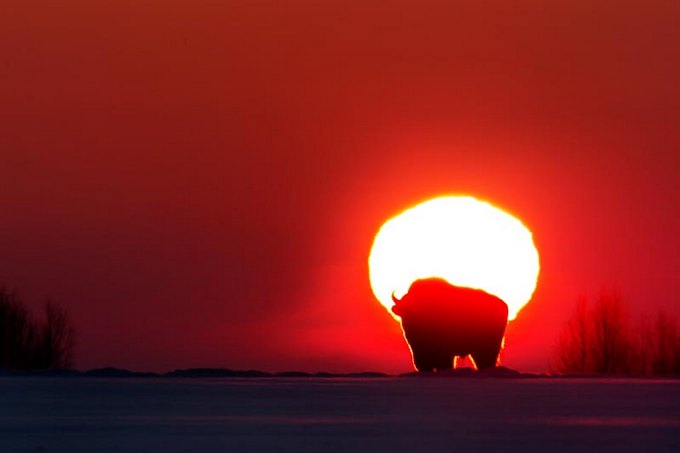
[392, 278, 509, 371]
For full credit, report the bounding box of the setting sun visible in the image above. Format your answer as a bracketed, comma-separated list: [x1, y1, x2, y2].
[369, 196, 540, 321]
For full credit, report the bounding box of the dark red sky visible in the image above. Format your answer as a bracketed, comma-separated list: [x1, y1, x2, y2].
[2, 1, 679, 373]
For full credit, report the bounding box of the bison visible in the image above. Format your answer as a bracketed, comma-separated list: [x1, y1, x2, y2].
[392, 278, 509, 371]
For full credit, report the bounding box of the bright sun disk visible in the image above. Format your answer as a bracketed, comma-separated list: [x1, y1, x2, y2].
[368, 196, 540, 321]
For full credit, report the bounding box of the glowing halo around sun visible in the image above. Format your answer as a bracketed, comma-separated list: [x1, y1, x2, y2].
[368, 196, 540, 321]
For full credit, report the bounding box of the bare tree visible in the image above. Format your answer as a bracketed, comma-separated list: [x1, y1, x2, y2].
[555, 296, 590, 374]
[555, 293, 679, 376]
[555, 292, 632, 375]
[0, 287, 75, 370]
[0, 288, 33, 369]
[33, 301, 76, 369]
[631, 314, 655, 376]
[649, 310, 679, 375]
[589, 292, 631, 374]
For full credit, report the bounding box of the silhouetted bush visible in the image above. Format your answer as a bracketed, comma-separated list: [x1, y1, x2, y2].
[554, 292, 679, 375]
[0, 287, 75, 370]
[589, 293, 632, 374]
[554, 296, 590, 374]
[632, 310, 680, 375]
[0, 289, 34, 369]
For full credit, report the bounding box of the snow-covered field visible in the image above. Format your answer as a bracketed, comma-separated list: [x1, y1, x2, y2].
[2, 376, 679, 452]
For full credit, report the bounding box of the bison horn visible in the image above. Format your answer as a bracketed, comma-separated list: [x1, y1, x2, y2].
[391, 292, 403, 316]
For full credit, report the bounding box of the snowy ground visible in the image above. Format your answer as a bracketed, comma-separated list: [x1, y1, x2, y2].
[2, 376, 679, 452]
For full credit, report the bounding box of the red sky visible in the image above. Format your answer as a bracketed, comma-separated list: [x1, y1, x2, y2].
[2, 1, 679, 373]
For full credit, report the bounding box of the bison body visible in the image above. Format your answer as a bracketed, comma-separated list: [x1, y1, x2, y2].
[392, 278, 509, 371]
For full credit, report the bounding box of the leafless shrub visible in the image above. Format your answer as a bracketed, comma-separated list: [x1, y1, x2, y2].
[34, 301, 76, 369]
[589, 292, 632, 374]
[555, 296, 590, 373]
[647, 310, 679, 375]
[0, 288, 34, 369]
[630, 314, 655, 376]
[0, 287, 75, 370]
[555, 292, 679, 376]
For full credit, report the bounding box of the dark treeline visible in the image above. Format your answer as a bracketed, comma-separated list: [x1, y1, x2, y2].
[0, 287, 75, 370]
[554, 292, 680, 375]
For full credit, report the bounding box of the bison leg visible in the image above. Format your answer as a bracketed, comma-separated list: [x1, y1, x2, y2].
[471, 347, 500, 369]
[413, 354, 435, 372]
